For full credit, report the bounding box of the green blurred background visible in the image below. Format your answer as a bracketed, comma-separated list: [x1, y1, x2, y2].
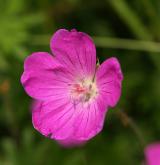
[0, 0, 160, 164]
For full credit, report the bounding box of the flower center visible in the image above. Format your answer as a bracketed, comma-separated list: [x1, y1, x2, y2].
[70, 78, 98, 103]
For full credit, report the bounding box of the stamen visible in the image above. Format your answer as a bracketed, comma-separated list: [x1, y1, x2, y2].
[70, 78, 98, 103]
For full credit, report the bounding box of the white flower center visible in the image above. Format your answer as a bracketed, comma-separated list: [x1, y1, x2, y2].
[70, 78, 98, 103]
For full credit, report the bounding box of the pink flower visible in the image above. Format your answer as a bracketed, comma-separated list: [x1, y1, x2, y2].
[21, 29, 123, 146]
[145, 143, 160, 165]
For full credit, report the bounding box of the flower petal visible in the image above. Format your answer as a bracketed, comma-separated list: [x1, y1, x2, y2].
[23, 52, 60, 71]
[73, 101, 106, 140]
[32, 99, 106, 142]
[32, 100, 76, 139]
[96, 57, 123, 107]
[21, 52, 74, 101]
[145, 143, 160, 165]
[57, 139, 86, 148]
[50, 29, 96, 77]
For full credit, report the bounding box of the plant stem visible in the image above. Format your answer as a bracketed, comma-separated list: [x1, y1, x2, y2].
[32, 35, 160, 53]
[93, 36, 160, 52]
[117, 110, 146, 148]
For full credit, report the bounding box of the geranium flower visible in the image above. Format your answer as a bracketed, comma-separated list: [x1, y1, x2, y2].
[145, 143, 160, 165]
[21, 29, 123, 146]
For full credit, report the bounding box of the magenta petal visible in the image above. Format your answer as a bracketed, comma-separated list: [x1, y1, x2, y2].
[96, 57, 123, 107]
[73, 102, 106, 140]
[32, 100, 76, 139]
[32, 99, 106, 142]
[23, 52, 60, 71]
[50, 29, 96, 76]
[145, 143, 160, 165]
[32, 101, 42, 133]
[21, 52, 74, 101]
[57, 139, 86, 148]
